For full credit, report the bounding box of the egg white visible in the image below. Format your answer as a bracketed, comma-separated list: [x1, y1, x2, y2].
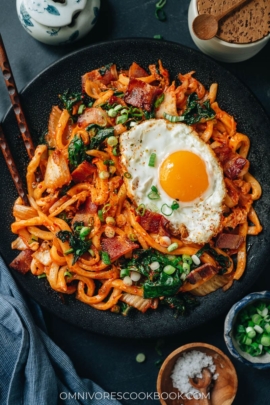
[119, 119, 226, 244]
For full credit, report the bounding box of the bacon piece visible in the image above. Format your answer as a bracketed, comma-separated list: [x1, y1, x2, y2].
[216, 233, 244, 250]
[213, 144, 232, 163]
[124, 78, 162, 111]
[71, 197, 97, 227]
[224, 156, 249, 180]
[77, 107, 108, 128]
[185, 264, 218, 286]
[137, 210, 170, 236]
[71, 161, 96, 183]
[10, 249, 33, 274]
[82, 64, 118, 91]
[129, 62, 148, 78]
[101, 236, 139, 261]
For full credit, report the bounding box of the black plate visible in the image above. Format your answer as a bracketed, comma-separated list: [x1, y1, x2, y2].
[1, 39, 270, 338]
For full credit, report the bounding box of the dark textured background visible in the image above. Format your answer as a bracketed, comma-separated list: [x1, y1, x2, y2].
[1, 1, 270, 404]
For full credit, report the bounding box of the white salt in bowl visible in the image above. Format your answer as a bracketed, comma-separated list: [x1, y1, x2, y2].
[157, 342, 237, 405]
[188, 0, 270, 63]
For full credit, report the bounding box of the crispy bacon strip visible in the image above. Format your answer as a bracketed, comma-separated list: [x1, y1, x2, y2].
[10, 249, 33, 274]
[71, 197, 97, 227]
[101, 236, 139, 261]
[137, 210, 170, 236]
[180, 264, 219, 292]
[124, 78, 162, 111]
[71, 161, 97, 183]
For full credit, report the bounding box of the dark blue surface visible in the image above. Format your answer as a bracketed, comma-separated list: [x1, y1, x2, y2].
[1, 1, 270, 404]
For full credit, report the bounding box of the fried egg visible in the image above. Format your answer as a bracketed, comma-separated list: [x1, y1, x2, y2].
[119, 119, 226, 244]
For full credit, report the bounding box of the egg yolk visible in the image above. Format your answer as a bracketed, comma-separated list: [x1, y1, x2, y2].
[159, 150, 209, 202]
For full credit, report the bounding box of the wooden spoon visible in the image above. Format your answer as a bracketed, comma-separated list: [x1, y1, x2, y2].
[189, 368, 212, 405]
[192, 0, 248, 40]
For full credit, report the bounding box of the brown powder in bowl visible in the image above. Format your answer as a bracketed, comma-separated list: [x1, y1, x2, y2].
[197, 0, 270, 44]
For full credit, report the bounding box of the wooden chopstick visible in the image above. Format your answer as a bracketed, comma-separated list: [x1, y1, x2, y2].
[0, 33, 36, 160]
[0, 124, 28, 205]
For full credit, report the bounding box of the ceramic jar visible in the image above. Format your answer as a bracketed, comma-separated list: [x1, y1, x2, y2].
[188, 0, 270, 63]
[16, 0, 100, 45]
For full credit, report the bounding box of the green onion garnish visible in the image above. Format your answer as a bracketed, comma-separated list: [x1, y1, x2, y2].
[103, 159, 115, 166]
[64, 248, 74, 255]
[38, 273, 47, 279]
[98, 209, 104, 222]
[148, 153, 157, 167]
[116, 114, 129, 125]
[155, 0, 167, 21]
[112, 146, 119, 156]
[101, 251, 111, 265]
[154, 93, 165, 109]
[163, 265, 176, 275]
[147, 186, 160, 200]
[102, 203, 111, 213]
[136, 353, 146, 363]
[161, 203, 173, 216]
[120, 269, 130, 278]
[171, 201, 180, 210]
[124, 172, 132, 179]
[78, 104, 86, 114]
[64, 271, 73, 278]
[167, 243, 179, 252]
[153, 35, 163, 40]
[79, 226, 91, 240]
[136, 204, 146, 216]
[163, 112, 184, 123]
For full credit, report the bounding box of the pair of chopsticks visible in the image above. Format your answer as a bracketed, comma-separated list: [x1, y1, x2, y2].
[0, 33, 37, 206]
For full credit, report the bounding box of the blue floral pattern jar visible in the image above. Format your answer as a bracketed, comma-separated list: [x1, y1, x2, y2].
[16, 0, 100, 45]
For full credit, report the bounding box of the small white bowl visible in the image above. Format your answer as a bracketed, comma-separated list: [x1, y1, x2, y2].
[188, 0, 270, 63]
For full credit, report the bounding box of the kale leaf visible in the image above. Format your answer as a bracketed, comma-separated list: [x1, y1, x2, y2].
[59, 90, 82, 115]
[56, 230, 91, 264]
[180, 93, 215, 125]
[195, 243, 230, 274]
[68, 135, 86, 170]
[99, 63, 113, 76]
[89, 127, 115, 150]
[122, 249, 183, 299]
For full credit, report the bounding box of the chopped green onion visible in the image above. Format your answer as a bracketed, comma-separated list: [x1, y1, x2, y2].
[102, 203, 111, 213]
[78, 104, 86, 114]
[103, 159, 115, 166]
[261, 335, 270, 347]
[121, 109, 129, 114]
[148, 153, 157, 167]
[254, 325, 264, 334]
[151, 185, 158, 193]
[79, 226, 91, 239]
[163, 112, 184, 123]
[136, 204, 146, 216]
[246, 327, 256, 339]
[120, 269, 130, 278]
[99, 171, 110, 179]
[108, 108, 118, 117]
[106, 216, 116, 226]
[153, 35, 163, 40]
[252, 314, 262, 325]
[171, 201, 180, 210]
[155, 0, 167, 21]
[136, 353, 146, 363]
[182, 262, 190, 273]
[98, 209, 104, 222]
[182, 254, 192, 264]
[147, 186, 160, 200]
[161, 204, 173, 216]
[64, 271, 73, 278]
[38, 273, 47, 279]
[107, 136, 118, 146]
[101, 251, 111, 265]
[116, 114, 129, 125]
[244, 337, 252, 346]
[154, 93, 164, 108]
[129, 234, 138, 242]
[88, 249, 95, 257]
[124, 172, 132, 179]
[64, 248, 74, 255]
[114, 104, 122, 112]
[29, 234, 38, 243]
[265, 324, 270, 334]
[163, 265, 176, 275]
[167, 243, 179, 252]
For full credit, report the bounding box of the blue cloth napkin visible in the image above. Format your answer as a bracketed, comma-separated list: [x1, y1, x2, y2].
[0, 256, 121, 405]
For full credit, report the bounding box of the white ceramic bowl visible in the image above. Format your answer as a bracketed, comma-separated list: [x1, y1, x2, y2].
[188, 0, 270, 63]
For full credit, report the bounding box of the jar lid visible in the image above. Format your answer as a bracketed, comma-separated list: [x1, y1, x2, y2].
[197, 0, 270, 44]
[24, 0, 87, 28]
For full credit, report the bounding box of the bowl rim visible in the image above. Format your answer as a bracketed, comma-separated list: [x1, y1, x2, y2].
[189, 0, 270, 47]
[224, 291, 270, 368]
[156, 342, 238, 405]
